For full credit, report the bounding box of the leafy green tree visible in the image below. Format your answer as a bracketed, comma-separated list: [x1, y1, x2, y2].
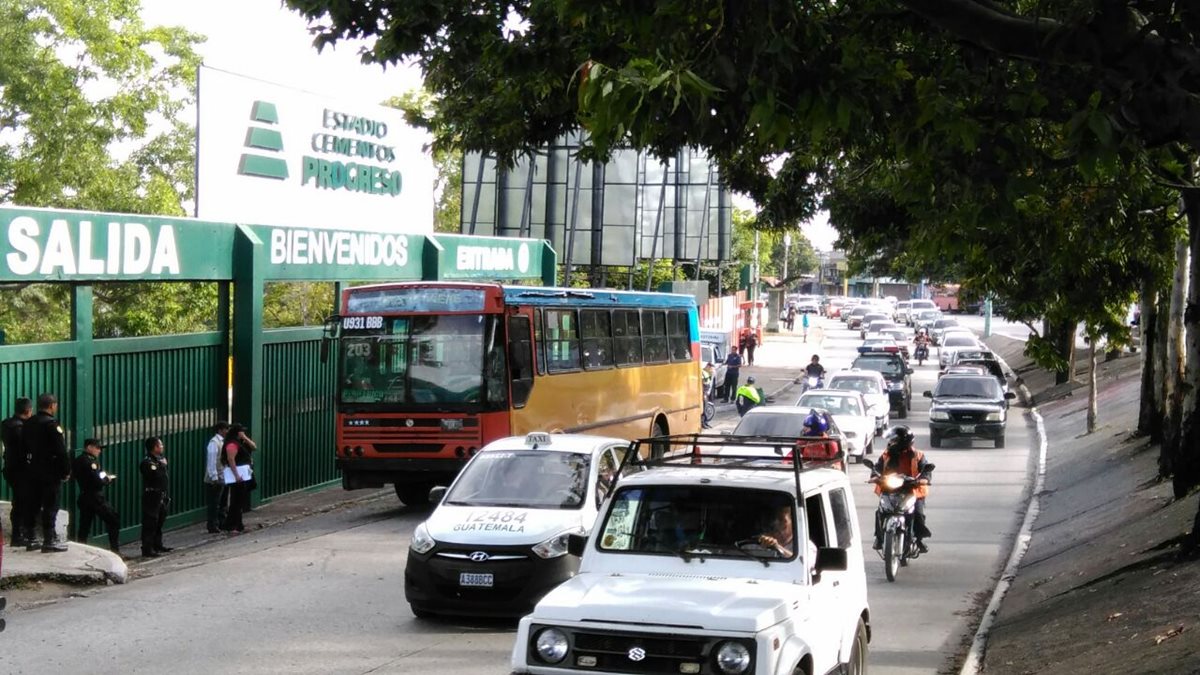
[0, 0, 205, 344]
[386, 89, 463, 234]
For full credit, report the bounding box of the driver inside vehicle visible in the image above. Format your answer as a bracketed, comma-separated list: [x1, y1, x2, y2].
[756, 504, 795, 557]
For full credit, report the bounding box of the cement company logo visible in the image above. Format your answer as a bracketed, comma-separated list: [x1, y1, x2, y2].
[238, 101, 289, 180]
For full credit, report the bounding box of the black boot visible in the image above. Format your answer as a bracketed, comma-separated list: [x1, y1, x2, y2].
[41, 536, 69, 553]
[25, 531, 43, 551]
[916, 539, 929, 553]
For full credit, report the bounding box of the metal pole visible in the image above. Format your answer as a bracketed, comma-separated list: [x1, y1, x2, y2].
[984, 296, 993, 338]
[752, 230, 760, 301]
[467, 153, 487, 235]
[693, 166, 714, 280]
[519, 155, 536, 238]
[562, 156, 583, 285]
[783, 232, 791, 286]
[645, 160, 670, 292]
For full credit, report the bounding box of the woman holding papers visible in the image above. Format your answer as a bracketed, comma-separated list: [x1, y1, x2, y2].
[219, 424, 253, 534]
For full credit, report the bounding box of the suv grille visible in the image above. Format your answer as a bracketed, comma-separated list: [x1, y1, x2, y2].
[570, 631, 708, 673]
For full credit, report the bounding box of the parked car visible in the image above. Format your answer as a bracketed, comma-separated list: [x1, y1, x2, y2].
[924, 374, 1016, 448]
[827, 370, 891, 435]
[796, 390, 877, 461]
[851, 352, 913, 418]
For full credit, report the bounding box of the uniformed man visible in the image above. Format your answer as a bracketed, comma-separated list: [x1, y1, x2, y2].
[139, 436, 172, 558]
[70, 438, 121, 554]
[1, 398, 35, 547]
[24, 393, 71, 552]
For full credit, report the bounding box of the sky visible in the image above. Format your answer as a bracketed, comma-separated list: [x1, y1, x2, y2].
[137, 0, 838, 251]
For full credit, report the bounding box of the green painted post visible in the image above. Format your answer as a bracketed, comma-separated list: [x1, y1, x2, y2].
[541, 242, 558, 286]
[217, 281, 231, 421]
[332, 281, 343, 316]
[71, 285, 94, 447]
[232, 226, 265, 505]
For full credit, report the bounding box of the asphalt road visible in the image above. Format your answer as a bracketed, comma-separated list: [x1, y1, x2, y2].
[0, 316, 1034, 675]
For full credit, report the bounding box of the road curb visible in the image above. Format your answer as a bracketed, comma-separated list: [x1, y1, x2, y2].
[0, 542, 128, 587]
[959, 361, 1047, 674]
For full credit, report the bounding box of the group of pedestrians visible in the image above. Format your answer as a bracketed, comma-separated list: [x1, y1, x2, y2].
[2, 393, 258, 559]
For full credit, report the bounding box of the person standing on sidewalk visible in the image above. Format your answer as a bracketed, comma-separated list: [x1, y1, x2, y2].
[70, 438, 121, 555]
[204, 422, 230, 534]
[220, 423, 253, 534]
[801, 311, 810, 343]
[721, 349, 743, 403]
[2, 397, 35, 548]
[139, 437, 172, 558]
[25, 393, 71, 552]
[745, 330, 759, 365]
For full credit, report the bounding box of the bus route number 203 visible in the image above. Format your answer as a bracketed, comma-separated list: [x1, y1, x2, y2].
[342, 316, 384, 330]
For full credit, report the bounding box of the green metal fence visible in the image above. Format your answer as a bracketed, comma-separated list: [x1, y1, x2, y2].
[259, 328, 339, 499]
[0, 344, 78, 507]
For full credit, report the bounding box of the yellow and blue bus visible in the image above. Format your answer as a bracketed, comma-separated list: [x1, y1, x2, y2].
[331, 282, 702, 504]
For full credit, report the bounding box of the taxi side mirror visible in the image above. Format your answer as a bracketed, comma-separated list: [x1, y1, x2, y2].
[567, 532, 588, 557]
[815, 547, 848, 572]
[428, 486, 447, 504]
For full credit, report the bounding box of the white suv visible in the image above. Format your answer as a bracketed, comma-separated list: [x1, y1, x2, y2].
[511, 437, 871, 675]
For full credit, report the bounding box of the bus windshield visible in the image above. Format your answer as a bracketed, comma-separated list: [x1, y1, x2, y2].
[339, 314, 507, 408]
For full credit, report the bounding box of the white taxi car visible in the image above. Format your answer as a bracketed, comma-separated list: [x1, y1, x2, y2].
[404, 433, 630, 618]
[826, 370, 891, 435]
[511, 437, 870, 675]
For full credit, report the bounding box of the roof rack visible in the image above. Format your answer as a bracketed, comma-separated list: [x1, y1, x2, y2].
[614, 433, 846, 499]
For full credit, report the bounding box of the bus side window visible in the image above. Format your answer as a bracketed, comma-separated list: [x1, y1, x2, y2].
[614, 309, 643, 365]
[667, 310, 691, 362]
[643, 311, 668, 363]
[545, 308, 581, 372]
[508, 315, 534, 407]
[581, 309, 614, 370]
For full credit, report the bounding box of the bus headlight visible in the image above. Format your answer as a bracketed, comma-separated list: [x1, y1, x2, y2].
[534, 627, 569, 663]
[410, 522, 436, 555]
[714, 641, 751, 674]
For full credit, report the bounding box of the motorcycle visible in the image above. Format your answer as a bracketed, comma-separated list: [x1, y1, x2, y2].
[914, 343, 929, 366]
[702, 375, 717, 426]
[800, 374, 825, 393]
[863, 459, 935, 582]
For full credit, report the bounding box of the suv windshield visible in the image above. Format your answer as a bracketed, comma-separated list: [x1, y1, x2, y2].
[598, 485, 798, 561]
[340, 315, 507, 408]
[444, 451, 590, 509]
[935, 377, 1001, 399]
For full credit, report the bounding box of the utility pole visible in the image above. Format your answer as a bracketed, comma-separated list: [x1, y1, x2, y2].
[782, 232, 791, 288]
[753, 230, 760, 301]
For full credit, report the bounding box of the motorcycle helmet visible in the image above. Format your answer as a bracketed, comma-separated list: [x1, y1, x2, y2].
[886, 425, 915, 452]
[803, 409, 829, 434]
[746, 376, 756, 384]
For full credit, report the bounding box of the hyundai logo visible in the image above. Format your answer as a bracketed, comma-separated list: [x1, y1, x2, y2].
[627, 647, 646, 662]
[469, 551, 490, 562]
[405, 419, 415, 427]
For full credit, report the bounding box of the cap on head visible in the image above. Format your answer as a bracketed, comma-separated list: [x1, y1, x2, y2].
[746, 376, 756, 384]
[84, 438, 106, 449]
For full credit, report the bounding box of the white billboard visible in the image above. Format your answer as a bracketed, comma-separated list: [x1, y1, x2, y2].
[196, 65, 433, 233]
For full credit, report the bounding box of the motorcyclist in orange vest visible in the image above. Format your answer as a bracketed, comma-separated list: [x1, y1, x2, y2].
[872, 425, 932, 552]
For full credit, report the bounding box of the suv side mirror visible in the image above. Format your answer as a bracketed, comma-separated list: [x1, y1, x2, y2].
[1004, 391, 1016, 400]
[428, 486, 447, 504]
[567, 532, 589, 557]
[815, 547, 848, 572]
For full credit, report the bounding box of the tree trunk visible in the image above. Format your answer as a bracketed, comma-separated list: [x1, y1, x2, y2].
[1138, 279, 1160, 439]
[1087, 327, 1098, 433]
[1173, 187, 1200, 499]
[1162, 221, 1191, 479]
[1053, 318, 1076, 385]
[1154, 280, 1171, 447]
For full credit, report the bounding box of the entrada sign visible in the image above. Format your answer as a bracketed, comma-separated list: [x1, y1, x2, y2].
[0, 206, 553, 284]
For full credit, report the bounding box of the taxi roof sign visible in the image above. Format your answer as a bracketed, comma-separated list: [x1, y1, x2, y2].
[524, 432, 553, 448]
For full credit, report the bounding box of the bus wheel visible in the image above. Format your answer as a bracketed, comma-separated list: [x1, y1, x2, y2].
[395, 483, 432, 507]
[649, 419, 669, 459]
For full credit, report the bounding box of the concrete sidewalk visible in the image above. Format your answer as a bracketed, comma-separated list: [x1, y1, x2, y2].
[712, 329, 821, 413]
[1, 504, 128, 585]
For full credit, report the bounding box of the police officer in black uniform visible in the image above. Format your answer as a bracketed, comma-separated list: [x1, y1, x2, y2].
[24, 393, 71, 552]
[2, 397, 35, 547]
[71, 438, 121, 555]
[139, 436, 173, 558]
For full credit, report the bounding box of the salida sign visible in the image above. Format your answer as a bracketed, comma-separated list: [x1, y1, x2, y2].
[0, 207, 552, 284]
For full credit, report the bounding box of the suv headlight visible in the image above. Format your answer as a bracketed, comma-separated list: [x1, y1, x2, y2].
[986, 411, 1005, 422]
[534, 627, 569, 663]
[409, 522, 436, 555]
[714, 641, 752, 674]
[930, 410, 950, 421]
[887, 381, 903, 390]
[532, 530, 580, 559]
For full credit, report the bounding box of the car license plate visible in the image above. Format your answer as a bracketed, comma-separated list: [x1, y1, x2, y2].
[459, 572, 494, 587]
[960, 424, 976, 433]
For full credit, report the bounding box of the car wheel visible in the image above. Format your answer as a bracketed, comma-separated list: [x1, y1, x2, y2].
[846, 619, 868, 675]
[929, 431, 941, 448]
[395, 483, 432, 507]
[995, 435, 1005, 448]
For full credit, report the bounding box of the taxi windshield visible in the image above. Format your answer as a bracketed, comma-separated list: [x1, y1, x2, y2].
[597, 485, 798, 561]
[444, 450, 591, 509]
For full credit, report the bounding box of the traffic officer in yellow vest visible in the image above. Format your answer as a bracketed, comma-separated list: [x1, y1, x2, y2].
[70, 438, 121, 555]
[735, 376, 763, 417]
